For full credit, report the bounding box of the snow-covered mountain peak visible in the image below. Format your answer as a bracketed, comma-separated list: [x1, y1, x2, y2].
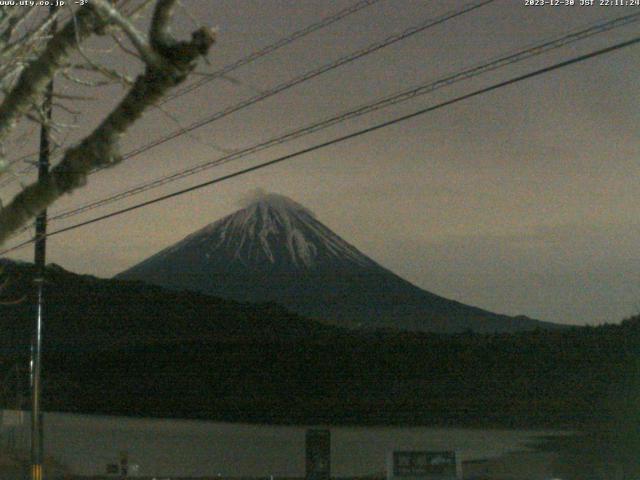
[214, 192, 371, 268]
[242, 192, 315, 218]
[117, 192, 557, 333]
[156, 192, 375, 270]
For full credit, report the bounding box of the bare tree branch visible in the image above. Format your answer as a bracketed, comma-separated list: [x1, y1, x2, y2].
[0, 0, 215, 246]
[150, 0, 178, 51]
[91, 0, 160, 66]
[0, 6, 105, 148]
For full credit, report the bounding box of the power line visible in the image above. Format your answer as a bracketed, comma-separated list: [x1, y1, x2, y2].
[45, 12, 640, 223]
[2, 35, 637, 256]
[159, 0, 385, 105]
[97, 0, 495, 163]
[0, 0, 384, 190]
[1, 0, 493, 190]
[1, 0, 498, 247]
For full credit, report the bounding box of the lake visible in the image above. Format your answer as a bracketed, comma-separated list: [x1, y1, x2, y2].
[0, 410, 564, 477]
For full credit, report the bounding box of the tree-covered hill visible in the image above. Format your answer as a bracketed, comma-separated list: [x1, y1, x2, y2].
[0, 259, 637, 432]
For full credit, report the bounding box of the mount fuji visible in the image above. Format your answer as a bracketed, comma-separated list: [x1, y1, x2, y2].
[117, 193, 558, 333]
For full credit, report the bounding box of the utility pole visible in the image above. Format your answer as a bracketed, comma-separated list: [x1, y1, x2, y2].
[31, 6, 56, 480]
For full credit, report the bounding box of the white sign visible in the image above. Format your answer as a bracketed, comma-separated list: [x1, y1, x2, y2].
[387, 451, 458, 480]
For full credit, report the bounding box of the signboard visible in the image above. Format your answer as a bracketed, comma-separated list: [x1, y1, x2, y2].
[305, 429, 330, 480]
[388, 451, 457, 480]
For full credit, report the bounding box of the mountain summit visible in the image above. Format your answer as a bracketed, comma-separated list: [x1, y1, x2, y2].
[192, 192, 374, 269]
[117, 192, 558, 333]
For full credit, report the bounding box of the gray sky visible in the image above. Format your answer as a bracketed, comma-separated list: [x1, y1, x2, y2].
[3, 0, 640, 326]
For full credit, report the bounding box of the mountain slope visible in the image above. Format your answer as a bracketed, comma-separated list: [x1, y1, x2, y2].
[0, 259, 339, 354]
[117, 193, 559, 333]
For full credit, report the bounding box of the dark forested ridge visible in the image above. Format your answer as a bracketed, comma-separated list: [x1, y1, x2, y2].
[0, 259, 340, 353]
[0, 259, 637, 432]
[36, 320, 640, 430]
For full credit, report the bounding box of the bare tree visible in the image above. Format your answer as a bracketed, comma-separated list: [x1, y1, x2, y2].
[0, 0, 215, 246]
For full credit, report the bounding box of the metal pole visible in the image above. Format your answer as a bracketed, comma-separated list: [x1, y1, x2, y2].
[31, 7, 56, 480]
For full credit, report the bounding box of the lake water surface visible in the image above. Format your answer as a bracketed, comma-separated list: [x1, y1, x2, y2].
[1, 410, 563, 477]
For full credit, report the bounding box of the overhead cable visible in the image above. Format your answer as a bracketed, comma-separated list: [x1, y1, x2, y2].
[1, 34, 637, 256]
[47, 12, 640, 223]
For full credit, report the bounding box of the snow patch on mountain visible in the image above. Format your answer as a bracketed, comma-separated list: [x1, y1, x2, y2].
[149, 192, 373, 269]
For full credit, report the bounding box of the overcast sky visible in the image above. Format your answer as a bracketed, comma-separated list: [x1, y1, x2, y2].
[3, 0, 639, 326]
